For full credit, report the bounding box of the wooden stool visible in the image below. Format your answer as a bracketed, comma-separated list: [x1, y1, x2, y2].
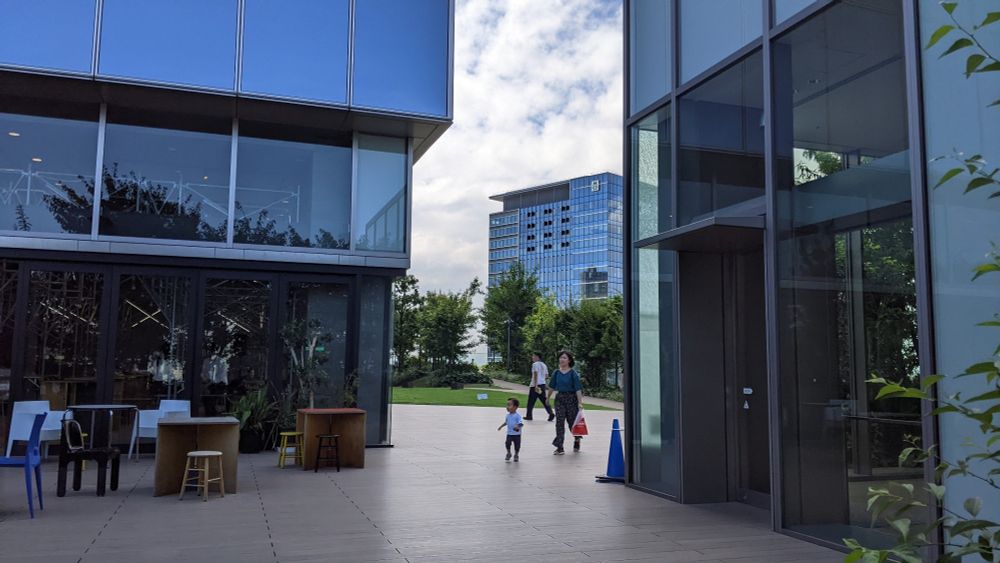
[277, 431, 304, 468]
[179, 451, 225, 501]
[314, 434, 340, 473]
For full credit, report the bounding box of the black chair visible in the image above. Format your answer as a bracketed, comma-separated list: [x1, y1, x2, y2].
[57, 419, 121, 497]
[314, 434, 340, 473]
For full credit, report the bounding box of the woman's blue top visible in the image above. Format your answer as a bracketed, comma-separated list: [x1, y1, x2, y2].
[549, 368, 582, 393]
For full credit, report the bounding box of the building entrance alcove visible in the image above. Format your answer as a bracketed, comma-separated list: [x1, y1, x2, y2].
[675, 244, 769, 509]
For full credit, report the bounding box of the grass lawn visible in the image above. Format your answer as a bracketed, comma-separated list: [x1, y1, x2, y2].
[391, 387, 617, 411]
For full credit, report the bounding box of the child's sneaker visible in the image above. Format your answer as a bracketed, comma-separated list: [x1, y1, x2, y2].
[573, 437, 581, 452]
[505, 452, 512, 461]
[513, 454, 519, 462]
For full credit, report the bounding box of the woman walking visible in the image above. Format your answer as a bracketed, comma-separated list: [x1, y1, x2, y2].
[547, 350, 583, 455]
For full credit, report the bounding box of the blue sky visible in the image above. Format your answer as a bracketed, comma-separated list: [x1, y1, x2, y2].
[411, 0, 623, 294]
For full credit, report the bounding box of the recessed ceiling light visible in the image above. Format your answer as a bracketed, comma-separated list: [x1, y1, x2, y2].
[7, 131, 20, 137]
[31, 157, 42, 163]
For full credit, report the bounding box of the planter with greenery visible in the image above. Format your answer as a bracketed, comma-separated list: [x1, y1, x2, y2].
[228, 388, 278, 454]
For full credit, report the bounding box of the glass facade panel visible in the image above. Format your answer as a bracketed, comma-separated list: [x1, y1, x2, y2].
[199, 278, 271, 416]
[283, 282, 350, 409]
[0, 261, 17, 445]
[235, 135, 352, 249]
[99, 0, 237, 90]
[632, 247, 677, 496]
[353, 0, 449, 116]
[0, 0, 95, 72]
[632, 106, 671, 239]
[920, 0, 1000, 523]
[773, 2, 922, 546]
[358, 276, 391, 444]
[677, 52, 764, 226]
[241, 0, 349, 103]
[679, 0, 761, 83]
[774, 0, 818, 24]
[100, 121, 231, 242]
[24, 270, 103, 409]
[113, 274, 190, 410]
[356, 135, 407, 252]
[0, 108, 99, 235]
[629, 0, 671, 114]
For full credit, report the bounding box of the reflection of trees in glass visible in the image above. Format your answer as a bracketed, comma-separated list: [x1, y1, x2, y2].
[233, 203, 349, 249]
[39, 165, 226, 240]
[794, 149, 845, 185]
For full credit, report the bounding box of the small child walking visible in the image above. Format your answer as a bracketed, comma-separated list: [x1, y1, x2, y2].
[497, 398, 523, 462]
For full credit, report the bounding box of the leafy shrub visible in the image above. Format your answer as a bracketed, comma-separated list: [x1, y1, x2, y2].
[482, 365, 530, 386]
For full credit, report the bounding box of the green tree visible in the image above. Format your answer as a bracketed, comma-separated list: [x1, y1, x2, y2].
[392, 275, 423, 370]
[418, 280, 481, 370]
[481, 262, 542, 373]
[522, 295, 572, 366]
[567, 297, 623, 391]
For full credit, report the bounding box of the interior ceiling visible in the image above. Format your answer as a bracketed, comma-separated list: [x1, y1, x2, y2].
[787, 0, 907, 156]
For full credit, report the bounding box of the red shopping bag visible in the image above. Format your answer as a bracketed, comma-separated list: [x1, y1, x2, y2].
[571, 409, 589, 436]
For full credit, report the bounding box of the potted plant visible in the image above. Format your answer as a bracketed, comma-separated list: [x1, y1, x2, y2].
[228, 388, 277, 454]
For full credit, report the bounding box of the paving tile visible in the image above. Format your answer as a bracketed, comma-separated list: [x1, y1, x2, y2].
[0, 405, 841, 562]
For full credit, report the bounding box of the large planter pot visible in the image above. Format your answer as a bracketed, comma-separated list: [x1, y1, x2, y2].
[239, 429, 266, 454]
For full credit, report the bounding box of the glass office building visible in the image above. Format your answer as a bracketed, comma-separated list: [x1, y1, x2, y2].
[625, 0, 999, 554]
[488, 173, 624, 305]
[0, 0, 453, 446]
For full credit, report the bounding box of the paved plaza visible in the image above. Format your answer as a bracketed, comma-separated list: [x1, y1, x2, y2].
[0, 404, 841, 562]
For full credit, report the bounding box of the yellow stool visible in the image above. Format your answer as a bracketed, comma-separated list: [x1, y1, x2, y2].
[278, 431, 305, 468]
[80, 433, 89, 471]
[179, 451, 225, 501]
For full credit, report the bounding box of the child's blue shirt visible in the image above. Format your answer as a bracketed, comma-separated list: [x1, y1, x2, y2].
[505, 412, 523, 435]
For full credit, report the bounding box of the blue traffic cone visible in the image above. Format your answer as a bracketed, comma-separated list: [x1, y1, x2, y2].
[596, 418, 625, 482]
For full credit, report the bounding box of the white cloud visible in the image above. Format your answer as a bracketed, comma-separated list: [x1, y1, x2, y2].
[411, 0, 623, 294]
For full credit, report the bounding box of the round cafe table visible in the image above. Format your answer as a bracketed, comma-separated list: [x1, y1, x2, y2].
[65, 404, 138, 449]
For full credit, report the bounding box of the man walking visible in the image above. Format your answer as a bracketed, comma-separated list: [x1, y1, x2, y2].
[524, 352, 554, 421]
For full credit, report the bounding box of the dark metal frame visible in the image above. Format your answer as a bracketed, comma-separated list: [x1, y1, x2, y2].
[624, 0, 939, 558]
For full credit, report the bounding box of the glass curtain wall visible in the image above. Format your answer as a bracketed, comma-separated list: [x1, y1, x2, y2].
[678, 0, 761, 83]
[235, 129, 352, 249]
[23, 270, 104, 410]
[199, 278, 271, 416]
[282, 282, 350, 409]
[358, 276, 391, 444]
[352, 0, 450, 116]
[920, 0, 1000, 523]
[631, 101, 678, 495]
[100, 113, 232, 242]
[99, 0, 238, 90]
[0, 261, 17, 448]
[0, 0, 95, 73]
[0, 102, 99, 235]
[356, 135, 407, 252]
[773, 1, 922, 546]
[678, 52, 764, 226]
[112, 274, 191, 410]
[241, 0, 350, 103]
[629, 0, 671, 115]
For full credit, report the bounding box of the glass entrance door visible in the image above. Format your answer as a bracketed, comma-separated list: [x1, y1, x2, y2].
[23, 269, 105, 410]
[112, 273, 192, 410]
[725, 250, 770, 508]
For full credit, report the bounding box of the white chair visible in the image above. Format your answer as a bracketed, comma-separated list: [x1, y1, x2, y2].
[127, 400, 191, 460]
[158, 400, 191, 417]
[6, 401, 50, 457]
